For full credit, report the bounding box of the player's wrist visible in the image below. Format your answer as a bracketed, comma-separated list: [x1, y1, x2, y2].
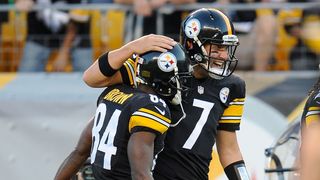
[224, 160, 250, 180]
[98, 51, 118, 77]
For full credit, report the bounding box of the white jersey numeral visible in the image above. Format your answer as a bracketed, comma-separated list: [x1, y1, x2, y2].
[183, 99, 214, 149]
[91, 103, 121, 170]
[149, 94, 166, 107]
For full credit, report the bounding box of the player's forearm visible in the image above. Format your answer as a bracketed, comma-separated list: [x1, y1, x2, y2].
[82, 42, 133, 87]
[216, 130, 250, 179]
[217, 144, 243, 167]
[216, 130, 243, 167]
[54, 150, 89, 180]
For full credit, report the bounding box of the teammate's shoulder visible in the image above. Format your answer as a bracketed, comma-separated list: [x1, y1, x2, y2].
[223, 74, 246, 99]
[309, 90, 320, 106]
[227, 74, 245, 86]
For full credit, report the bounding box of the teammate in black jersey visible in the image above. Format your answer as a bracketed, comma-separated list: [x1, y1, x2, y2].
[301, 77, 320, 128]
[82, 8, 250, 180]
[54, 43, 188, 180]
[300, 75, 320, 180]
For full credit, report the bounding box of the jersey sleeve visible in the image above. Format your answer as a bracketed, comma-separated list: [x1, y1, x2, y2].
[218, 78, 246, 131]
[119, 58, 136, 87]
[302, 91, 320, 127]
[129, 104, 171, 135]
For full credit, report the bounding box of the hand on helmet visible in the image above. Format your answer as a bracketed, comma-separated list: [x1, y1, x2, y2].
[126, 34, 176, 55]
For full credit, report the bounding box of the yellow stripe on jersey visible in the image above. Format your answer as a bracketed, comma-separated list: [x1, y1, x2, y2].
[309, 107, 320, 111]
[139, 108, 171, 124]
[210, 9, 232, 35]
[220, 98, 244, 123]
[306, 115, 320, 127]
[129, 116, 169, 134]
[222, 104, 244, 117]
[123, 59, 135, 86]
[219, 120, 241, 124]
[232, 98, 245, 102]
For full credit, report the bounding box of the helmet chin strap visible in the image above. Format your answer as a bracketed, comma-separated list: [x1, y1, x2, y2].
[170, 67, 186, 127]
[170, 101, 186, 127]
[193, 36, 207, 57]
[170, 67, 182, 105]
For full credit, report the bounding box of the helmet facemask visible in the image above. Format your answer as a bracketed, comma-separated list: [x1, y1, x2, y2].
[190, 35, 239, 80]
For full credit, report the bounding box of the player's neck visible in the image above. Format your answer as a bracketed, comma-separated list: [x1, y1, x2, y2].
[138, 84, 155, 94]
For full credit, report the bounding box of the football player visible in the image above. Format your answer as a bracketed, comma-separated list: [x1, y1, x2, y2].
[300, 75, 320, 180]
[54, 43, 188, 180]
[82, 8, 250, 180]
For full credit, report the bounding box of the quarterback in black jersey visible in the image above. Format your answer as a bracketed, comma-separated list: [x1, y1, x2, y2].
[55, 43, 188, 180]
[82, 9, 249, 180]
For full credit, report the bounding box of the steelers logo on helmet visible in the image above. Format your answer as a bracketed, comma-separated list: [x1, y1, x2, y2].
[184, 18, 201, 38]
[157, 52, 177, 72]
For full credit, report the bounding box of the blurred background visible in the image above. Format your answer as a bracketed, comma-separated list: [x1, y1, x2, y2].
[0, 0, 319, 179]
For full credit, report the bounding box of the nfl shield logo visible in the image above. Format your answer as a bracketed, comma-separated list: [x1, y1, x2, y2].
[198, 86, 204, 94]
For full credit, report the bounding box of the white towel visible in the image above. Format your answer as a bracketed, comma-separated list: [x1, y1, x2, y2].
[37, 0, 70, 33]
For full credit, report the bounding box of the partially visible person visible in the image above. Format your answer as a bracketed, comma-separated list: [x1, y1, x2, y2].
[225, 0, 277, 71]
[290, 6, 320, 70]
[274, 3, 320, 71]
[115, 0, 213, 41]
[15, 0, 92, 72]
[300, 73, 320, 180]
[54, 39, 188, 180]
[0, 0, 9, 28]
[0, 0, 9, 62]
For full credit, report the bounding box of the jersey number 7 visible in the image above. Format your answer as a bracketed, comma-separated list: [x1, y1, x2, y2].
[183, 99, 214, 149]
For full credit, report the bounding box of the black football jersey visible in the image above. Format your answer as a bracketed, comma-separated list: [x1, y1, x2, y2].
[119, 60, 246, 180]
[153, 75, 246, 180]
[90, 84, 171, 180]
[301, 89, 320, 128]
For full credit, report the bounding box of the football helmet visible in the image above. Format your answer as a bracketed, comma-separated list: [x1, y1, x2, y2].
[180, 8, 239, 79]
[264, 119, 300, 180]
[136, 43, 189, 105]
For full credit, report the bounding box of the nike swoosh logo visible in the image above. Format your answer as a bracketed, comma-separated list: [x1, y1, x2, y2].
[154, 106, 165, 115]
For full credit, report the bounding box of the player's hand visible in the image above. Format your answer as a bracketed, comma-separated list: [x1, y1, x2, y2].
[126, 34, 176, 54]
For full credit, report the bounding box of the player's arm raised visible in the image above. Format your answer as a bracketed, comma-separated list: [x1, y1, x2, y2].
[54, 118, 93, 180]
[83, 34, 176, 87]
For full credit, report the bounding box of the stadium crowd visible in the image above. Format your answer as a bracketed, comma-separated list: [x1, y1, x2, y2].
[0, 0, 319, 72]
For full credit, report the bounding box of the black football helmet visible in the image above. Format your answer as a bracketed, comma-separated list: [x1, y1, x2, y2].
[180, 8, 239, 79]
[136, 43, 189, 105]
